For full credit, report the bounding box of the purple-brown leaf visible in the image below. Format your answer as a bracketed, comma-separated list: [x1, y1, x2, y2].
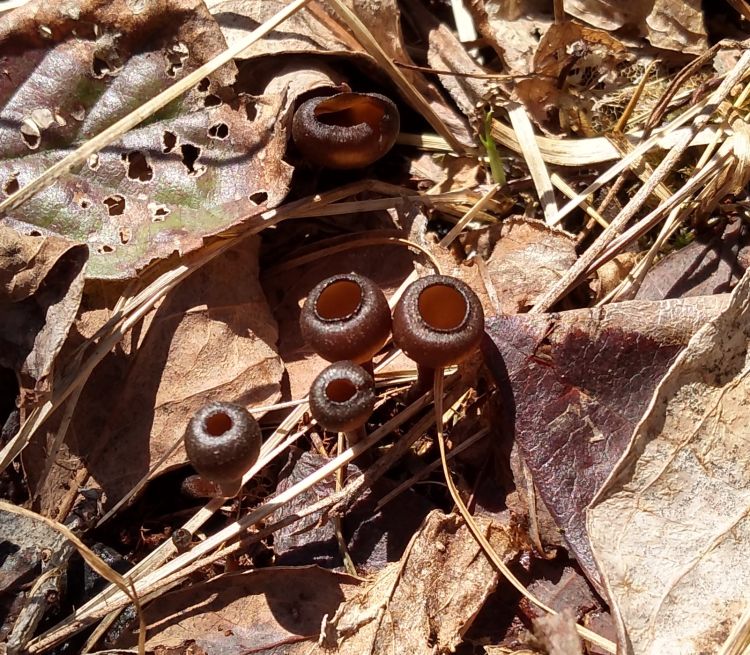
[482, 295, 728, 589]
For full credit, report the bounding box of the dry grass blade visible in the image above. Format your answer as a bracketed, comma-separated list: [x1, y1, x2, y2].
[0, 502, 146, 655]
[439, 183, 500, 246]
[0, 0, 312, 216]
[546, 97, 711, 227]
[267, 234, 442, 274]
[491, 111, 718, 167]
[0, 179, 405, 475]
[26, 389, 439, 652]
[586, 152, 727, 276]
[0, 0, 29, 13]
[719, 602, 750, 655]
[507, 103, 558, 223]
[532, 50, 750, 313]
[375, 426, 489, 510]
[551, 172, 609, 229]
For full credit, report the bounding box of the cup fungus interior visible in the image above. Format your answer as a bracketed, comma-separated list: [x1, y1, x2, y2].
[418, 284, 468, 331]
[315, 279, 362, 321]
[204, 410, 232, 436]
[325, 377, 358, 403]
[315, 94, 383, 128]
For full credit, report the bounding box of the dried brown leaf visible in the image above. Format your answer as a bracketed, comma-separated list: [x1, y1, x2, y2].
[0, 227, 87, 389]
[271, 450, 436, 571]
[325, 511, 515, 654]
[115, 566, 360, 651]
[28, 238, 282, 511]
[564, 0, 707, 54]
[466, 218, 578, 314]
[635, 220, 750, 301]
[588, 272, 750, 654]
[468, 0, 554, 76]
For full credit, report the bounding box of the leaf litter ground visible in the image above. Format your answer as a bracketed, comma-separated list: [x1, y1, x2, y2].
[0, 1, 749, 654]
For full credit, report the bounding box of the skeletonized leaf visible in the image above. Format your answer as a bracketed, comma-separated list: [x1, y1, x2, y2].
[588, 271, 750, 654]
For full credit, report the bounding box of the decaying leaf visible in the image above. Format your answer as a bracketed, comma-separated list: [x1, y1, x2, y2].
[210, 0, 360, 57]
[588, 271, 750, 654]
[324, 511, 514, 654]
[635, 219, 750, 301]
[272, 450, 436, 571]
[26, 238, 283, 510]
[0, 226, 87, 389]
[482, 294, 729, 590]
[116, 566, 360, 651]
[0, 0, 292, 278]
[534, 608, 584, 655]
[0, 506, 67, 594]
[565, 0, 708, 54]
[514, 22, 634, 134]
[468, 0, 554, 77]
[466, 218, 578, 314]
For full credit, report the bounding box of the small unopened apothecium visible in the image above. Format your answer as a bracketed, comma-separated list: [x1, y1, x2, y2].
[308, 360, 375, 445]
[184, 401, 261, 497]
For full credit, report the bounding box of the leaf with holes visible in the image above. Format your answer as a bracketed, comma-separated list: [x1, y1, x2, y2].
[0, 0, 292, 278]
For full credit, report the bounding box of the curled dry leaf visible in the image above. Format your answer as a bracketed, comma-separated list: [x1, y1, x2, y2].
[593, 252, 639, 302]
[0, 0, 292, 279]
[482, 294, 729, 591]
[588, 270, 750, 654]
[0, 226, 87, 389]
[324, 511, 515, 654]
[565, 0, 708, 54]
[115, 566, 361, 651]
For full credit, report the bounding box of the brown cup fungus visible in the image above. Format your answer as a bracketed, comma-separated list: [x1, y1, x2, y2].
[309, 360, 375, 444]
[300, 273, 391, 370]
[392, 274, 484, 396]
[292, 92, 400, 169]
[184, 401, 261, 497]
